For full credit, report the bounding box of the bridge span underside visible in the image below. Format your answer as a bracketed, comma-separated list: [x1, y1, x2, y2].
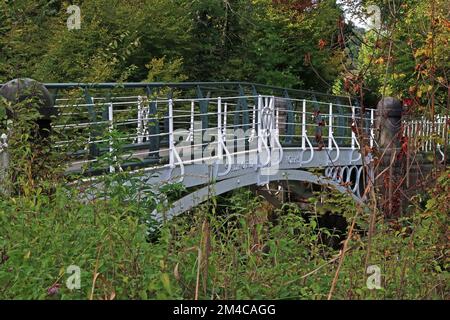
[152, 168, 364, 221]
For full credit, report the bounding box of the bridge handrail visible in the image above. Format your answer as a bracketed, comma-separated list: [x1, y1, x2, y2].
[38, 81, 356, 101]
[5, 91, 378, 176]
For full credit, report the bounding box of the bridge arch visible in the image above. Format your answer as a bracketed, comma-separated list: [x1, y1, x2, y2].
[152, 169, 363, 221]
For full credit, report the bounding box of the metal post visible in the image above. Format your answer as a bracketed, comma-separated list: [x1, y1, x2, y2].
[84, 88, 100, 157]
[328, 103, 333, 151]
[196, 85, 208, 136]
[351, 105, 356, 150]
[223, 102, 228, 143]
[370, 109, 374, 148]
[136, 95, 143, 144]
[238, 85, 249, 132]
[302, 100, 307, 150]
[284, 90, 294, 145]
[217, 97, 223, 162]
[335, 98, 345, 145]
[168, 99, 175, 169]
[108, 102, 115, 173]
[145, 86, 159, 162]
[257, 95, 263, 165]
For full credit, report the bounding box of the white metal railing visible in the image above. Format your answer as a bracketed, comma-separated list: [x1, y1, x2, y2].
[403, 115, 449, 161]
[51, 94, 375, 179]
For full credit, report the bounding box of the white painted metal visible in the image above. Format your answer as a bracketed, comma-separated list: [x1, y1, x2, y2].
[403, 115, 448, 161]
[108, 102, 115, 173]
[46, 92, 449, 207]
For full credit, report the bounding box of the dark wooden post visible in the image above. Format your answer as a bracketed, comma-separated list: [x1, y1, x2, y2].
[375, 97, 404, 218]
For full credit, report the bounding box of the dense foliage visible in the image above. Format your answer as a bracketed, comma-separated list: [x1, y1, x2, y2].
[0, 0, 348, 90]
[0, 172, 448, 299]
[336, 0, 449, 112]
[0, 0, 448, 300]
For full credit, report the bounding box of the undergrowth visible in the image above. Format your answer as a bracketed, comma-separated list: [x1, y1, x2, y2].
[0, 171, 447, 299]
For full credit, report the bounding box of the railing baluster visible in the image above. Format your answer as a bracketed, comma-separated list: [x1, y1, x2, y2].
[108, 102, 115, 173]
[302, 100, 306, 150]
[257, 95, 263, 166]
[328, 103, 333, 151]
[370, 109, 375, 148]
[351, 105, 356, 150]
[169, 99, 175, 169]
[136, 95, 143, 144]
[217, 97, 223, 162]
[223, 102, 228, 142]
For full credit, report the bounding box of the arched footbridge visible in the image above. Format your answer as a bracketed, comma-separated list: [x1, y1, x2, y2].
[0, 81, 447, 220]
